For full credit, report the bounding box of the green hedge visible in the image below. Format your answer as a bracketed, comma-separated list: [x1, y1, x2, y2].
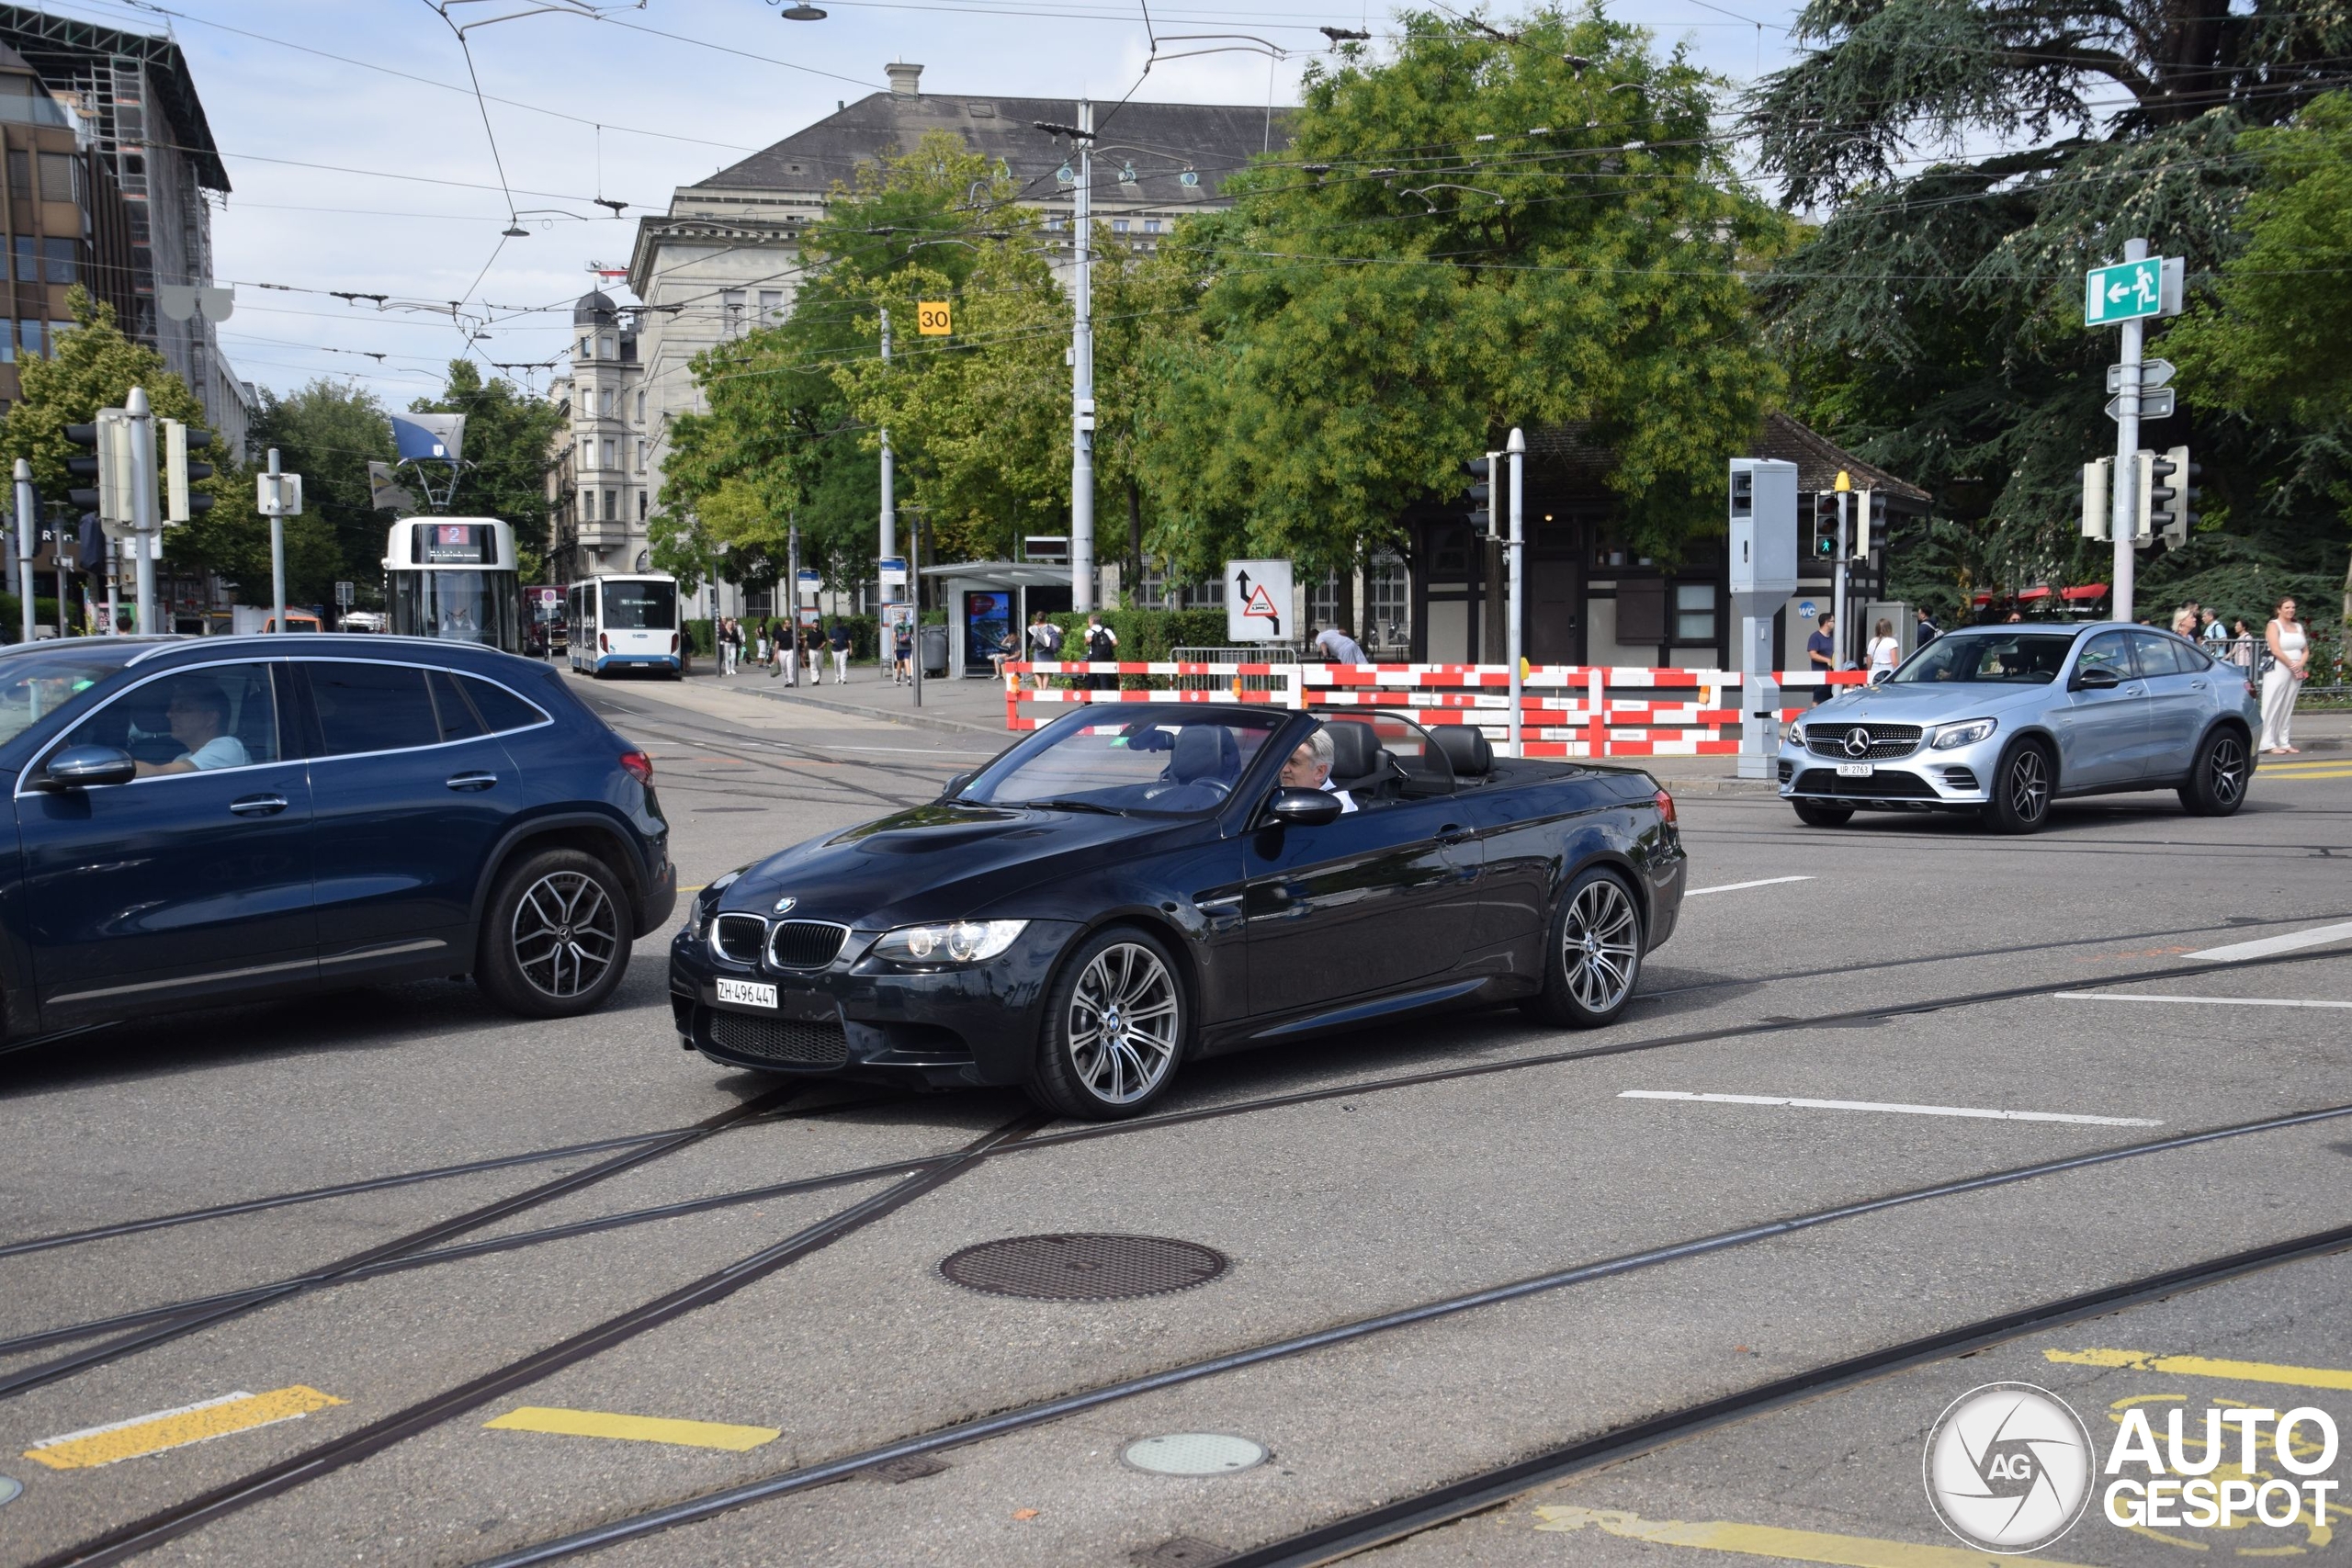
[0, 594, 83, 640]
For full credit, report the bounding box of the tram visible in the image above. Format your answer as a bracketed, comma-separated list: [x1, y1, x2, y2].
[383, 516, 523, 653]
[566, 574, 683, 678]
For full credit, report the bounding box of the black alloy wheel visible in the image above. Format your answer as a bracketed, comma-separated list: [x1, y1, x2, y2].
[476, 848, 632, 1018]
[1523, 867, 1644, 1029]
[1982, 741, 2053, 834]
[1027, 925, 1187, 1120]
[1792, 800, 1854, 828]
[2179, 728, 2249, 818]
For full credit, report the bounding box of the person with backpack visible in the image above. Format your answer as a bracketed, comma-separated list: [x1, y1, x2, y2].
[1026, 612, 1062, 689]
[892, 617, 913, 685]
[1083, 613, 1119, 691]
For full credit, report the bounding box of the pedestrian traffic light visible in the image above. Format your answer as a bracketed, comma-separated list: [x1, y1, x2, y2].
[63, 409, 132, 525]
[1464, 453, 1498, 536]
[2147, 444, 2199, 549]
[2081, 457, 2112, 541]
[1809, 491, 1840, 559]
[162, 419, 214, 523]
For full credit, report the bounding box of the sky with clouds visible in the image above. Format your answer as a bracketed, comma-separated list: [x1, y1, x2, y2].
[49, 0, 1815, 412]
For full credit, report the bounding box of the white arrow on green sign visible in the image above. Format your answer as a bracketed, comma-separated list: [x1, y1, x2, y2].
[2085, 257, 2165, 326]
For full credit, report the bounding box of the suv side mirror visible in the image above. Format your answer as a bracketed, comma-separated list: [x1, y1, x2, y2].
[1266, 787, 1343, 827]
[2074, 666, 2121, 691]
[41, 745, 137, 789]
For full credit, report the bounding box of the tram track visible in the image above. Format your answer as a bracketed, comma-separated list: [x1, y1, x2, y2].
[9, 938, 2348, 1382]
[449, 1100, 2352, 1568]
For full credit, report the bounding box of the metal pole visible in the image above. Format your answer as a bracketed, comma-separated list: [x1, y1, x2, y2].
[2110, 237, 2147, 624]
[1833, 478, 1850, 672]
[106, 543, 119, 636]
[786, 515, 800, 687]
[267, 447, 288, 633]
[1505, 426, 1525, 759]
[13, 459, 32, 646]
[126, 386, 156, 634]
[910, 513, 924, 709]
[877, 310, 895, 609]
[1069, 98, 1096, 614]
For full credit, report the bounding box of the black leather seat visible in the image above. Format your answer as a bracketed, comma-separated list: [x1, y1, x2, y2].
[1170, 723, 1238, 785]
[1323, 720, 1400, 797]
[1430, 724, 1492, 779]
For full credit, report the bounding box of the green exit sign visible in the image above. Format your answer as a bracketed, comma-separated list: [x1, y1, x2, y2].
[2085, 258, 2165, 326]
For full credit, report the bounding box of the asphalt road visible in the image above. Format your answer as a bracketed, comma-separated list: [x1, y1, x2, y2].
[2, 667, 2348, 1568]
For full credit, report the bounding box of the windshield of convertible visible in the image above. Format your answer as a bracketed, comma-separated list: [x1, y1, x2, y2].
[1891, 631, 2079, 685]
[957, 711, 1285, 815]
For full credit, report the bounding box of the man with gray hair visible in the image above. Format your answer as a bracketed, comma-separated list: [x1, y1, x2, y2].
[1277, 726, 1358, 814]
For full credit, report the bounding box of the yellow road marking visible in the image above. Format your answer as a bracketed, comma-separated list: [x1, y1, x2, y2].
[2045, 1347, 2352, 1391]
[2257, 768, 2352, 782]
[23, 1386, 345, 1470]
[1531, 1505, 2103, 1566]
[483, 1406, 780, 1451]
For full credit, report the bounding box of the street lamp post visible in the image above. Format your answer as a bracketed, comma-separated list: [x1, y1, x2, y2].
[1069, 99, 1096, 614]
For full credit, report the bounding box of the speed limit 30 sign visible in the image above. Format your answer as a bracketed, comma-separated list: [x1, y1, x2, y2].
[916, 301, 952, 335]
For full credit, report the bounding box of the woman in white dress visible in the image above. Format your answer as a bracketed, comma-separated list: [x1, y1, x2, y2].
[2260, 596, 2309, 755]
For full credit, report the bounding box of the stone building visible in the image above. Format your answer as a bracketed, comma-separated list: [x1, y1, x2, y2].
[546, 290, 648, 584]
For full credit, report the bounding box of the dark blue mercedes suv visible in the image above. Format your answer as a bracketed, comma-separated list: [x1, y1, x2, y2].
[0, 634, 673, 1045]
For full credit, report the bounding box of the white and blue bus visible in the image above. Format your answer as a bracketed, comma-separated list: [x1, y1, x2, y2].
[384, 516, 523, 653]
[567, 575, 683, 678]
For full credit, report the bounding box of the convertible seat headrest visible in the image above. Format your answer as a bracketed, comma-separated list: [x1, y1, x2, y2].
[1323, 720, 1384, 782]
[1171, 724, 1236, 784]
[1430, 725, 1491, 777]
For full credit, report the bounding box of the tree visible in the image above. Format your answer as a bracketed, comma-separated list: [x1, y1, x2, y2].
[250, 379, 397, 603]
[1745, 0, 2352, 618]
[1134, 8, 1787, 591]
[410, 360, 562, 581]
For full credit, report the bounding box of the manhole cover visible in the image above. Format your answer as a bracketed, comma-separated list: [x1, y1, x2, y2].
[939, 1234, 1228, 1301]
[1122, 1433, 1268, 1476]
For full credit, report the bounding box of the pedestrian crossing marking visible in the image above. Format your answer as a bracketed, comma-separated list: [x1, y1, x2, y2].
[1530, 1504, 2105, 1565]
[2044, 1347, 2352, 1391]
[483, 1405, 781, 1450]
[23, 1386, 345, 1470]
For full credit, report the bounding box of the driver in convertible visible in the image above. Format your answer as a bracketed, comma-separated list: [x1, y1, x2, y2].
[1279, 728, 1358, 814]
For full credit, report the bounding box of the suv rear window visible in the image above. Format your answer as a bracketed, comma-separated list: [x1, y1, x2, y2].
[457, 674, 548, 733]
[308, 661, 440, 754]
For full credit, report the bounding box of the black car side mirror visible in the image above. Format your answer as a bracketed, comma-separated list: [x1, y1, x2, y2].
[1266, 787, 1343, 827]
[2073, 666, 2121, 692]
[942, 771, 974, 799]
[41, 745, 136, 790]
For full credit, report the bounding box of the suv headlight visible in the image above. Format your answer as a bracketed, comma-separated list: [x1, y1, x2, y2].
[872, 919, 1028, 966]
[1784, 721, 1806, 746]
[1929, 718, 1996, 750]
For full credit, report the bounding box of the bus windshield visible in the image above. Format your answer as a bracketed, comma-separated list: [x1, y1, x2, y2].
[604, 581, 675, 630]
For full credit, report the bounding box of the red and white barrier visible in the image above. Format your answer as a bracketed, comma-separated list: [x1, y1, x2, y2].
[1003, 661, 1869, 756]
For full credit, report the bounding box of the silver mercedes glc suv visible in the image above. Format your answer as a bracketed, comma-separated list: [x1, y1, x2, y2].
[1780, 622, 2260, 832]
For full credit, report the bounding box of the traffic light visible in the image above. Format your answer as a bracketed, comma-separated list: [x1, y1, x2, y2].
[162, 419, 215, 523]
[63, 410, 132, 525]
[1852, 489, 1884, 559]
[2148, 444, 2199, 548]
[1809, 491, 1840, 559]
[1464, 453, 1498, 537]
[2081, 457, 2112, 541]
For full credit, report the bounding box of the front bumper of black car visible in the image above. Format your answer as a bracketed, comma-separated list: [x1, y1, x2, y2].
[668, 919, 1080, 1088]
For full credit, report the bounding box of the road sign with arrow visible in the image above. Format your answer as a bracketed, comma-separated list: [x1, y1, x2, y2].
[1225, 558, 1292, 642]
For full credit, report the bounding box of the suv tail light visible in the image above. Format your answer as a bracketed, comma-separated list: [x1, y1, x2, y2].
[620, 750, 653, 785]
[1655, 787, 1677, 827]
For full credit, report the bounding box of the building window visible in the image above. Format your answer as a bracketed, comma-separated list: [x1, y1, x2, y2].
[638, 491, 648, 521]
[40, 238, 74, 284]
[4, 149, 24, 197]
[1144, 218, 1162, 233]
[636, 439, 647, 472]
[605, 488, 618, 522]
[1112, 218, 1129, 233]
[37, 151, 71, 202]
[0, 325, 13, 364]
[582, 487, 597, 523]
[579, 336, 591, 360]
[1045, 215, 1065, 231]
[599, 387, 613, 416]
[635, 389, 646, 423]
[1367, 554, 1408, 649]
[1673, 582, 1717, 643]
[600, 333, 616, 358]
[17, 321, 40, 357]
[9, 236, 29, 284]
[602, 437, 616, 468]
[758, 288, 782, 322]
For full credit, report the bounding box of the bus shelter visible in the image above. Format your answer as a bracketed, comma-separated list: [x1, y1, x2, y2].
[922, 562, 1074, 678]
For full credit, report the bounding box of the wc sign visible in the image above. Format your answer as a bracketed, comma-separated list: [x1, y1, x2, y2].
[1225, 558, 1292, 642]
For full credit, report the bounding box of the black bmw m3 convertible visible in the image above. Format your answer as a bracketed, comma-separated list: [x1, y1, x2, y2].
[672, 705, 1685, 1119]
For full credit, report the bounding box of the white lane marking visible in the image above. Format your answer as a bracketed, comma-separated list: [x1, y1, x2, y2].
[1684, 875, 1815, 897]
[1618, 1089, 2162, 1127]
[2057, 991, 2352, 1010]
[2185, 919, 2352, 964]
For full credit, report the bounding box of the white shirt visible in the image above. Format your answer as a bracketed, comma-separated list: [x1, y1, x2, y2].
[1319, 778, 1358, 814]
[1315, 627, 1368, 664]
[183, 735, 250, 771]
[1866, 636, 1900, 673]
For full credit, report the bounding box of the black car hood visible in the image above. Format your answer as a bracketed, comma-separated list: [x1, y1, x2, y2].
[724, 802, 1203, 926]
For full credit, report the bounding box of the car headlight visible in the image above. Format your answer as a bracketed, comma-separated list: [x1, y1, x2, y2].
[688, 868, 745, 939]
[872, 919, 1028, 966]
[1929, 718, 1996, 750]
[1785, 721, 1807, 746]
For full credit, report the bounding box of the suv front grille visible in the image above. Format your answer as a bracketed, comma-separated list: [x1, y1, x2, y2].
[1804, 723, 1924, 761]
[768, 920, 848, 970]
[711, 914, 766, 965]
[1793, 767, 1939, 799]
[707, 1011, 849, 1066]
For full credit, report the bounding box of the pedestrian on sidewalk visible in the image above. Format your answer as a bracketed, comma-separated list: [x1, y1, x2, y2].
[2261, 596, 2310, 754]
[753, 623, 769, 670]
[1806, 612, 1837, 705]
[1914, 607, 1938, 648]
[2199, 606, 2229, 654]
[1313, 621, 1367, 665]
[1083, 613, 1119, 692]
[828, 618, 851, 683]
[766, 617, 786, 679]
[2172, 603, 2199, 638]
[1866, 617, 1901, 681]
[892, 618, 913, 685]
[1027, 613, 1061, 689]
[2231, 618, 2256, 671]
[799, 623, 821, 685]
